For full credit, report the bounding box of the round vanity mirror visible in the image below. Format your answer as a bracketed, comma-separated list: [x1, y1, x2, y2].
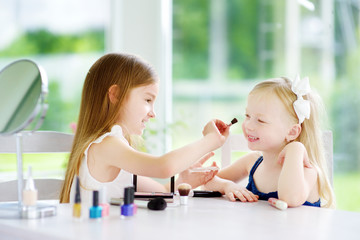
[0, 59, 48, 135]
[0, 59, 52, 219]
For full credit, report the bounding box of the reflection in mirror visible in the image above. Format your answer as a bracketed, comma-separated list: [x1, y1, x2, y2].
[0, 59, 48, 135]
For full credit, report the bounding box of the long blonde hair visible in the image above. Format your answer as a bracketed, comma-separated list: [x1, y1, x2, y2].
[250, 77, 335, 208]
[60, 53, 158, 203]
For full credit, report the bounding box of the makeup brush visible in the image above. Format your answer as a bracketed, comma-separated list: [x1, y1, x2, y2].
[228, 118, 238, 126]
[177, 183, 192, 205]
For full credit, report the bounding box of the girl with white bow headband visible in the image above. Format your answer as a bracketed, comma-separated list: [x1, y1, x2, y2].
[204, 76, 335, 208]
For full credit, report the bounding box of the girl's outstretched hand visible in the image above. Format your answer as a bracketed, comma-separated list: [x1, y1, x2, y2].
[278, 141, 312, 168]
[224, 182, 259, 202]
[177, 152, 218, 189]
[202, 119, 229, 147]
[214, 119, 229, 135]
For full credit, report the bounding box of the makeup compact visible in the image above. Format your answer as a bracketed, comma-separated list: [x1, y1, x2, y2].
[134, 192, 174, 202]
[132, 175, 175, 202]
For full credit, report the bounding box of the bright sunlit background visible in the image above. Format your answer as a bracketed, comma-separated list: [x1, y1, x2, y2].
[0, 0, 359, 211]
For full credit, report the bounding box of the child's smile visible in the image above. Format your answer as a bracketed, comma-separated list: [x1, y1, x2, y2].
[247, 135, 259, 142]
[242, 92, 293, 153]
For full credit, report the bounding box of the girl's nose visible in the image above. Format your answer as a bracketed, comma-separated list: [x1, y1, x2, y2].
[148, 109, 156, 118]
[243, 120, 254, 131]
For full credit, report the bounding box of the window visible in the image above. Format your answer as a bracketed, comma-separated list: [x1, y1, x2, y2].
[1, 0, 359, 211]
[172, 0, 360, 211]
[0, 0, 109, 179]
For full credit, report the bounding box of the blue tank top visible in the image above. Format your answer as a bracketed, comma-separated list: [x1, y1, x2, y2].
[246, 156, 321, 207]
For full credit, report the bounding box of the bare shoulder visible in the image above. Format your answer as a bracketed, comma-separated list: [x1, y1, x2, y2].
[242, 151, 262, 172]
[97, 135, 131, 150]
[89, 135, 134, 164]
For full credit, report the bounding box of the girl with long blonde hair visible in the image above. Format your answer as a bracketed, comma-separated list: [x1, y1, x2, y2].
[60, 53, 228, 204]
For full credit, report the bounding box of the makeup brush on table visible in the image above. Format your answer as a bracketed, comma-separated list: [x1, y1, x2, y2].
[177, 183, 192, 205]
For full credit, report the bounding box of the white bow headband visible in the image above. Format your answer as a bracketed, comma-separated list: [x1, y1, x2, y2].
[291, 75, 311, 124]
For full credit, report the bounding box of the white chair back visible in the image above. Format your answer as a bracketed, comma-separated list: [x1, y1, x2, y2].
[0, 131, 74, 201]
[0, 131, 74, 153]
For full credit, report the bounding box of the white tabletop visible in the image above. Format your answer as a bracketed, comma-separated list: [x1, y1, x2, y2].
[0, 197, 359, 240]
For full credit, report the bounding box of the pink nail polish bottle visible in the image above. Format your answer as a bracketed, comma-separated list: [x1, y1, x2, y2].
[99, 186, 109, 217]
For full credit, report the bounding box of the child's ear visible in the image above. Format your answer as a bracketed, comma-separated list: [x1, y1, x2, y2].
[286, 124, 301, 142]
[108, 84, 120, 104]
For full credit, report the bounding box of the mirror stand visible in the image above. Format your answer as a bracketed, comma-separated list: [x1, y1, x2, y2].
[16, 132, 24, 208]
[0, 133, 57, 219]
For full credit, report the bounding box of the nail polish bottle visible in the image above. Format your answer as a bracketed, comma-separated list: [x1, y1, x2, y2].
[121, 187, 135, 217]
[73, 176, 81, 219]
[23, 166, 38, 207]
[99, 186, 109, 217]
[89, 190, 102, 219]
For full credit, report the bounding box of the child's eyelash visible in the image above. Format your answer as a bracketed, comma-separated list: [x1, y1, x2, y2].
[258, 119, 267, 124]
[245, 114, 266, 123]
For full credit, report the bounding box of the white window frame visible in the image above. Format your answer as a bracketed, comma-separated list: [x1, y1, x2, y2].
[106, 0, 173, 154]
